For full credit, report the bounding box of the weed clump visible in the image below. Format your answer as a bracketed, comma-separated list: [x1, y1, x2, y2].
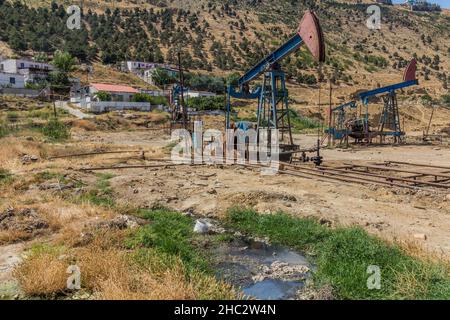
[0, 168, 13, 185]
[79, 173, 115, 207]
[41, 118, 70, 142]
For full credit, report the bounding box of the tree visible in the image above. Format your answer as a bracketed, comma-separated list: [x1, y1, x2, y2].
[50, 51, 77, 91]
[95, 91, 112, 101]
[152, 68, 177, 86]
[226, 72, 241, 86]
[34, 53, 49, 63]
[52, 50, 76, 73]
[131, 93, 152, 103]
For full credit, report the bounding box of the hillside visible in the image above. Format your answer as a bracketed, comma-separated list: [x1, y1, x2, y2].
[0, 0, 449, 130]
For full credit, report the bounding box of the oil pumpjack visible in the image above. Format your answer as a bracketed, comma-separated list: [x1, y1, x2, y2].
[225, 10, 326, 163]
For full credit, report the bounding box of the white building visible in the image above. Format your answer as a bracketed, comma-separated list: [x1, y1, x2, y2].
[124, 61, 158, 73]
[0, 59, 54, 74]
[122, 61, 179, 85]
[184, 91, 217, 98]
[0, 72, 25, 88]
[0, 59, 54, 85]
[88, 83, 139, 102]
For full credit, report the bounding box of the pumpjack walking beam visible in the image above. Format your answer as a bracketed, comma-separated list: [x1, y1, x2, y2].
[325, 59, 418, 145]
[226, 10, 326, 147]
[357, 59, 418, 143]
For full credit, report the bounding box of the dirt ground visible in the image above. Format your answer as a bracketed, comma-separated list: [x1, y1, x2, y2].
[1, 116, 450, 298]
[69, 126, 450, 259]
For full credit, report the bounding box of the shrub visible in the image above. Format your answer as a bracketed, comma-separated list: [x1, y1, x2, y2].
[95, 91, 112, 102]
[131, 93, 152, 103]
[442, 94, 450, 106]
[6, 112, 19, 123]
[421, 94, 433, 104]
[131, 93, 168, 106]
[186, 96, 225, 111]
[0, 168, 13, 185]
[41, 118, 70, 142]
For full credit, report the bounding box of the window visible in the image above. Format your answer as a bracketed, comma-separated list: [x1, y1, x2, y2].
[0, 64, 3, 71]
[10, 77, 15, 84]
[20, 63, 24, 68]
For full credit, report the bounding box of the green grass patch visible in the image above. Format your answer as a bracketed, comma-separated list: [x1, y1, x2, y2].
[0, 168, 14, 185]
[6, 112, 20, 123]
[225, 208, 450, 300]
[128, 209, 210, 273]
[79, 173, 115, 207]
[0, 121, 16, 138]
[41, 118, 70, 142]
[289, 110, 321, 133]
[442, 94, 450, 107]
[34, 171, 66, 182]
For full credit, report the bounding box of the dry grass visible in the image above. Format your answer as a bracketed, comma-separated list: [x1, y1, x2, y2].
[0, 195, 116, 245]
[0, 205, 62, 245]
[14, 231, 238, 300]
[71, 119, 98, 132]
[0, 137, 47, 171]
[14, 251, 68, 296]
[393, 264, 434, 299]
[94, 259, 197, 300]
[147, 112, 168, 124]
[0, 229, 31, 244]
[395, 238, 450, 274]
[71, 63, 152, 89]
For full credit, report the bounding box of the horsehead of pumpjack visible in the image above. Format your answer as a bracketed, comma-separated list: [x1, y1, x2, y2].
[298, 10, 326, 64]
[403, 58, 418, 82]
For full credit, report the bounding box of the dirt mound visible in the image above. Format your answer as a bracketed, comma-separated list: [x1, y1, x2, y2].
[71, 119, 98, 131]
[229, 191, 297, 207]
[0, 208, 48, 234]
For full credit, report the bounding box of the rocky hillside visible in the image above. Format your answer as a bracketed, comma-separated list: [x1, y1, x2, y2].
[0, 0, 449, 103]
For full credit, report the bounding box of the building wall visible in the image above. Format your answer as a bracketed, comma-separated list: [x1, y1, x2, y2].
[89, 86, 136, 102]
[79, 99, 152, 113]
[185, 91, 217, 98]
[0, 60, 18, 73]
[126, 61, 156, 72]
[0, 72, 25, 88]
[0, 59, 53, 74]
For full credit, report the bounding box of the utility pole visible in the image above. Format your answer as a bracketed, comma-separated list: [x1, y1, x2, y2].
[425, 101, 435, 137]
[51, 87, 57, 118]
[328, 79, 333, 146]
[177, 51, 187, 129]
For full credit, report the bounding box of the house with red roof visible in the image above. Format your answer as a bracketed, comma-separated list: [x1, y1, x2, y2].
[74, 83, 151, 113]
[89, 83, 140, 102]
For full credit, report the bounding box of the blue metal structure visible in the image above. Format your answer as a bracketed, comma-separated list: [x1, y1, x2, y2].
[171, 84, 189, 121]
[358, 79, 418, 142]
[326, 101, 357, 140]
[237, 34, 305, 90]
[225, 10, 325, 158]
[225, 33, 305, 131]
[326, 59, 419, 144]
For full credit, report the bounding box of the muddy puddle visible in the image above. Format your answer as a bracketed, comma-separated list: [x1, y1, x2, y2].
[213, 237, 311, 300]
